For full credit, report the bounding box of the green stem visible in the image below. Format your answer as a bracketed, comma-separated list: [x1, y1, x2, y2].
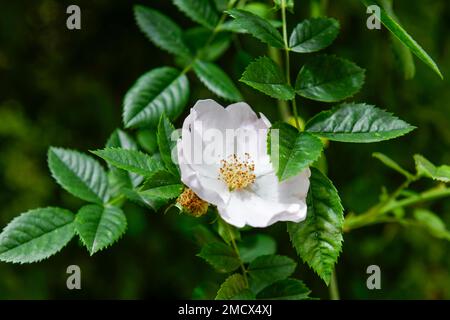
[106, 181, 148, 207]
[106, 194, 126, 207]
[380, 185, 450, 215]
[281, 0, 300, 130]
[291, 97, 300, 129]
[329, 268, 340, 300]
[344, 185, 450, 232]
[268, 47, 291, 121]
[348, 216, 421, 229]
[182, 0, 237, 75]
[366, 178, 413, 217]
[225, 222, 249, 287]
[343, 177, 413, 230]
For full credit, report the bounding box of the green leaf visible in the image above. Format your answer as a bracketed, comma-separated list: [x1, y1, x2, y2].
[295, 55, 365, 102]
[107, 176, 129, 204]
[238, 234, 277, 264]
[220, 19, 282, 33]
[218, 20, 247, 33]
[92, 148, 164, 177]
[256, 279, 311, 300]
[127, 170, 183, 210]
[193, 60, 242, 101]
[288, 167, 344, 285]
[75, 205, 127, 255]
[173, 0, 219, 29]
[243, 2, 276, 18]
[380, 0, 415, 79]
[372, 152, 414, 179]
[198, 242, 240, 273]
[240, 56, 294, 100]
[48, 147, 109, 204]
[137, 129, 159, 154]
[361, 0, 442, 79]
[214, 0, 228, 11]
[248, 254, 297, 293]
[414, 155, 450, 183]
[305, 103, 415, 143]
[217, 219, 241, 245]
[413, 209, 450, 240]
[268, 122, 323, 181]
[192, 225, 221, 246]
[106, 129, 143, 191]
[289, 18, 340, 53]
[123, 67, 189, 128]
[0, 207, 75, 263]
[215, 274, 250, 300]
[183, 27, 231, 61]
[136, 184, 183, 210]
[133, 5, 191, 57]
[142, 170, 181, 189]
[157, 114, 180, 177]
[231, 290, 256, 300]
[227, 9, 284, 48]
[106, 129, 138, 151]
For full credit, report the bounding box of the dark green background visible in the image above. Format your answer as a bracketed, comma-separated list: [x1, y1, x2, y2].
[0, 0, 449, 299]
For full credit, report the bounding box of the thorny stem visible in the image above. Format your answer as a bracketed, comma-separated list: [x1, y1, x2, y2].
[281, 0, 301, 130]
[225, 222, 249, 287]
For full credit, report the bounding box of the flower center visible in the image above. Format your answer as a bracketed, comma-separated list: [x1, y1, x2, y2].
[219, 153, 256, 191]
[177, 188, 209, 217]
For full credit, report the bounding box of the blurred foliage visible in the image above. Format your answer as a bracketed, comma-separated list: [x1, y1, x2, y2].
[0, 0, 449, 299]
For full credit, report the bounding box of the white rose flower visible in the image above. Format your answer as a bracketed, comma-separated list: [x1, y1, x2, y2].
[177, 99, 310, 228]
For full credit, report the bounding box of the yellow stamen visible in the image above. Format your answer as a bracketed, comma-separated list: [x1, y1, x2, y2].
[219, 153, 256, 191]
[177, 188, 209, 217]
